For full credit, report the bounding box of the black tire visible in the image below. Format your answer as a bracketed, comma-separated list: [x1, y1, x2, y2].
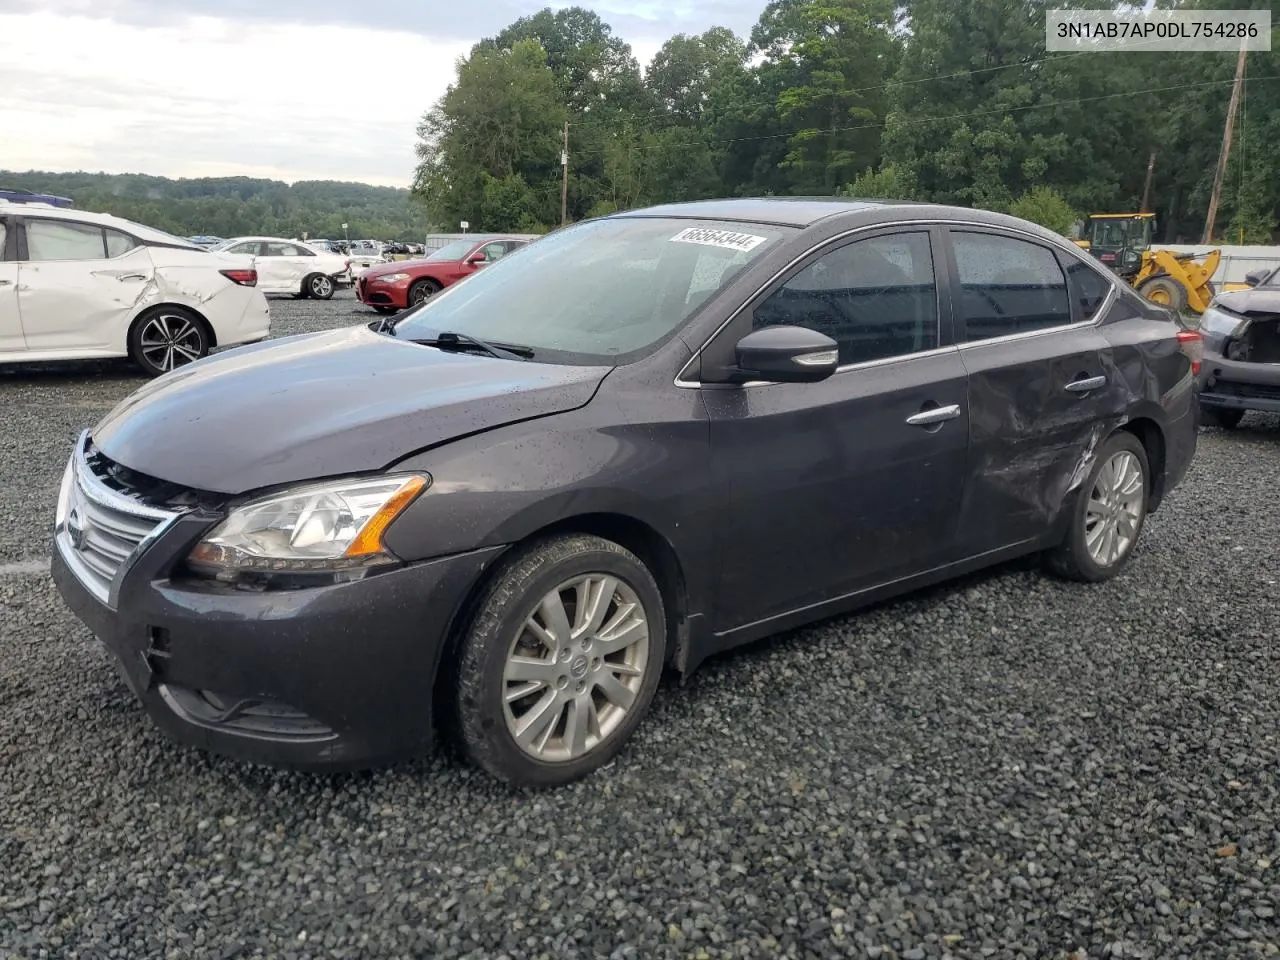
[1046, 431, 1150, 583]
[1202, 406, 1244, 430]
[127, 306, 210, 378]
[453, 534, 666, 788]
[408, 279, 440, 306]
[306, 273, 335, 300]
[1138, 275, 1188, 314]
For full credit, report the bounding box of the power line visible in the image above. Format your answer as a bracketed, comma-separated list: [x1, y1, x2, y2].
[565, 40, 1191, 133]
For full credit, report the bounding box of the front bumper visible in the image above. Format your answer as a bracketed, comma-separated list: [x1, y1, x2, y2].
[1197, 353, 1280, 413]
[355, 276, 408, 309]
[51, 475, 505, 771]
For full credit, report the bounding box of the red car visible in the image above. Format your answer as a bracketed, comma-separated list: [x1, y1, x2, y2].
[355, 236, 531, 313]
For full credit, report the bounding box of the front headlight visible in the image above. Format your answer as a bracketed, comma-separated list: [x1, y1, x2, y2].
[1199, 304, 1247, 340]
[374, 273, 410, 283]
[187, 474, 428, 580]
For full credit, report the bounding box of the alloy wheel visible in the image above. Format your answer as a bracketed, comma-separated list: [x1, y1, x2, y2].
[1084, 450, 1145, 567]
[311, 275, 334, 298]
[502, 574, 650, 763]
[138, 313, 204, 373]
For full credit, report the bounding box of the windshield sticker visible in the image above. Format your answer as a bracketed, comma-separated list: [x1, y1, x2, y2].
[669, 227, 768, 252]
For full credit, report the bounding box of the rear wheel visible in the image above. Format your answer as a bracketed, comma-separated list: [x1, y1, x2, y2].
[128, 306, 210, 377]
[1138, 275, 1188, 314]
[453, 534, 666, 788]
[306, 273, 335, 300]
[1046, 431, 1150, 583]
[408, 279, 440, 306]
[1202, 406, 1245, 429]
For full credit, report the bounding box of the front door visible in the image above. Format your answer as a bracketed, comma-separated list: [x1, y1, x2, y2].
[17, 217, 155, 352]
[701, 228, 971, 632]
[258, 241, 311, 294]
[944, 227, 1118, 554]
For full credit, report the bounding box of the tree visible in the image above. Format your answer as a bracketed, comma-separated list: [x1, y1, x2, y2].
[647, 28, 748, 125]
[412, 39, 565, 230]
[1008, 185, 1077, 234]
[752, 0, 902, 193]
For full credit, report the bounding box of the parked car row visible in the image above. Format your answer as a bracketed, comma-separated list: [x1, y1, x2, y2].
[40, 197, 1209, 791]
[209, 236, 352, 300]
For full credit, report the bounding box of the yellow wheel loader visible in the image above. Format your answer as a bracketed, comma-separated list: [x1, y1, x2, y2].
[1073, 212, 1233, 315]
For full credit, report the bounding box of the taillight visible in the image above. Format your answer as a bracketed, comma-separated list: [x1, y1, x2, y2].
[1177, 329, 1203, 375]
[219, 268, 257, 287]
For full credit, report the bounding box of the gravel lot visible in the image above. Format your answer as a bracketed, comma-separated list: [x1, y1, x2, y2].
[1, 291, 1278, 960]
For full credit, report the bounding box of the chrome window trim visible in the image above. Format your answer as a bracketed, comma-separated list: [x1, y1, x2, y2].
[675, 217, 1118, 389]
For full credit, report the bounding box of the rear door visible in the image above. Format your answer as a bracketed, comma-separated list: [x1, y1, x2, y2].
[16, 217, 155, 353]
[944, 227, 1117, 555]
[702, 227, 972, 630]
[0, 217, 22, 353]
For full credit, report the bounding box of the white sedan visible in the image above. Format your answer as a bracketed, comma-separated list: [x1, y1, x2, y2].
[0, 200, 270, 377]
[211, 237, 351, 299]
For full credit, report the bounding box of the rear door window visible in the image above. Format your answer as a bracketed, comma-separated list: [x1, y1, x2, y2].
[950, 231, 1072, 341]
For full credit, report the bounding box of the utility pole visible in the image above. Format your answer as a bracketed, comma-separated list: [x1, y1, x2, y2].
[1140, 152, 1156, 214]
[561, 121, 569, 227]
[1202, 41, 1248, 244]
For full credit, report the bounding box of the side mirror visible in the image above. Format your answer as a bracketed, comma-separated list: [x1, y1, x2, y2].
[732, 325, 839, 383]
[466, 252, 487, 265]
[1245, 268, 1269, 288]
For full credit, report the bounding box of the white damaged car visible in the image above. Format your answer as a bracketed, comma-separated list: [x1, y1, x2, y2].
[211, 236, 352, 300]
[0, 200, 270, 377]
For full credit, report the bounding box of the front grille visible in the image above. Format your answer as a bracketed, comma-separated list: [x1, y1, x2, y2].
[56, 432, 178, 606]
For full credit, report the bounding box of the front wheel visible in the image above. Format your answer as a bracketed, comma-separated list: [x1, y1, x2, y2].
[408, 279, 440, 306]
[128, 307, 210, 377]
[1202, 406, 1244, 430]
[306, 273, 335, 300]
[453, 534, 666, 788]
[1046, 431, 1150, 583]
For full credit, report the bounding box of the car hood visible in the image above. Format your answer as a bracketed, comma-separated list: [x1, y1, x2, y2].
[91, 325, 611, 496]
[1215, 287, 1280, 317]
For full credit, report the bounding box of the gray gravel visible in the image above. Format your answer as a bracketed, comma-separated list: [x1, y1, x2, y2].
[1, 290, 1278, 959]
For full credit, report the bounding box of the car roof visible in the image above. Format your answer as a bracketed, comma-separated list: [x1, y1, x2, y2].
[609, 196, 1037, 230]
[0, 199, 204, 248]
[607, 196, 1080, 250]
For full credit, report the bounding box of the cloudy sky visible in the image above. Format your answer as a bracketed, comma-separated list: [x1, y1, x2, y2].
[0, 0, 759, 188]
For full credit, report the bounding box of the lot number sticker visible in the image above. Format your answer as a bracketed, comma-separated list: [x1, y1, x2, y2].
[670, 227, 768, 252]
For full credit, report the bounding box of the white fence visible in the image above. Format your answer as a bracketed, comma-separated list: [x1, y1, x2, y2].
[423, 232, 541, 251]
[1156, 245, 1280, 285]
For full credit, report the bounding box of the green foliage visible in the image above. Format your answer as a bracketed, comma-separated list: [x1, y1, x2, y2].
[839, 163, 918, 200]
[0, 171, 437, 240]
[399, 0, 1278, 241]
[1008, 186, 1078, 235]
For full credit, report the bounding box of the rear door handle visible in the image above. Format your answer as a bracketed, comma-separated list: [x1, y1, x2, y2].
[115, 274, 148, 282]
[1065, 375, 1107, 393]
[0, 279, 11, 286]
[905, 404, 962, 427]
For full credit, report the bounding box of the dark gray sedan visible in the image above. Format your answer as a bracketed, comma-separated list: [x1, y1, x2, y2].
[50, 198, 1200, 788]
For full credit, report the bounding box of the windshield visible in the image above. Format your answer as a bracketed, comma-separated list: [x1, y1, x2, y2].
[391, 217, 794, 364]
[426, 240, 476, 261]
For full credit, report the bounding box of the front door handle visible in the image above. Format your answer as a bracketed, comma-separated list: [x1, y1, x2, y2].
[0, 279, 11, 286]
[1065, 375, 1107, 393]
[905, 403, 962, 427]
[115, 274, 148, 282]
